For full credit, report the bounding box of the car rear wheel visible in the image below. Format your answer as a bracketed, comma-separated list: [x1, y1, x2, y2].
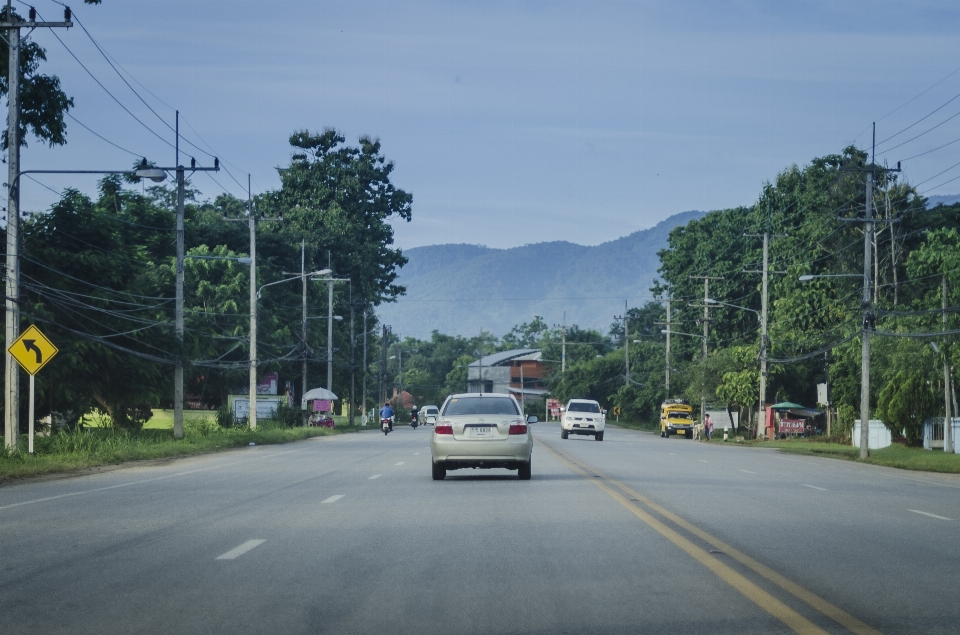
[560, 429, 568, 439]
[518, 459, 531, 480]
[432, 462, 446, 480]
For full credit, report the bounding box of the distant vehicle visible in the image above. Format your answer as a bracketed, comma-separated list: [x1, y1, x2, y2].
[660, 400, 694, 438]
[430, 393, 536, 481]
[560, 399, 605, 441]
[418, 405, 440, 426]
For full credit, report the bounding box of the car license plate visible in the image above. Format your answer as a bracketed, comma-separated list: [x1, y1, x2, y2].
[470, 426, 492, 437]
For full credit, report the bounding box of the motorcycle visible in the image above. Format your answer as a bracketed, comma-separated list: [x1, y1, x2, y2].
[382, 417, 391, 435]
[411, 411, 418, 429]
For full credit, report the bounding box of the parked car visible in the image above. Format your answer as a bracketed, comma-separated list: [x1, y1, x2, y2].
[418, 404, 440, 426]
[430, 393, 536, 480]
[560, 399, 605, 440]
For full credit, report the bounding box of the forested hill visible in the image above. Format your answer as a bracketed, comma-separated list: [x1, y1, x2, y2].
[378, 211, 706, 339]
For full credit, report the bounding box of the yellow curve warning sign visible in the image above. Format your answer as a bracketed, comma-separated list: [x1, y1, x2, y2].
[8, 325, 58, 375]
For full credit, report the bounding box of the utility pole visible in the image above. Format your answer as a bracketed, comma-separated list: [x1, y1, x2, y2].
[839, 124, 899, 458]
[614, 302, 630, 387]
[553, 313, 567, 375]
[171, 114, 221, 438]
[301, 241, 307, 418]
[379, 325, 389, 405]
[745, 200, 787, 440]
[520, 364, 525, 414]
[944, 276, 952, 454]
[349, 284, 355, 427]
[224, 174, 277, 430]
[361, 307, 368, 424]
[656, 298, 680, 401]
[327, 251, 333, 392]
[690, 275, 723, 423]
[3, 3, 72, 450]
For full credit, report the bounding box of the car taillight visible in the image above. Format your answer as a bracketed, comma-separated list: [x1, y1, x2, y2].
[509, 424, 527, 435]
[435, 424, 453, 435]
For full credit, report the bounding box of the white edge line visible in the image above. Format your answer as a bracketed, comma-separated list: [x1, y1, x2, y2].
[216, 539, 266, 560]
[801, 484, 828, 491]
[0, 447, 307, 513]
[909, 509, 952, 521]
[321, 494, 345, 504]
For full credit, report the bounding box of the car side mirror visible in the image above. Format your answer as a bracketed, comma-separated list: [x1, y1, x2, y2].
[426, 416, 437, 424]
[602, 409, 607, 415]
[527, 415, 538, 424]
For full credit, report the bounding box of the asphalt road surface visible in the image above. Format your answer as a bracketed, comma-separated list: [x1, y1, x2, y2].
[2, 423, 959, 634]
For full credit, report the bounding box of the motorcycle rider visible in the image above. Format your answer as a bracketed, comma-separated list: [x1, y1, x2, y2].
[380, 402, 394, 431]
[410, 404, 419, 427]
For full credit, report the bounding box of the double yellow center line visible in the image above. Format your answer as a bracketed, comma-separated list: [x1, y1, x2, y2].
[537, 439, 883, 635]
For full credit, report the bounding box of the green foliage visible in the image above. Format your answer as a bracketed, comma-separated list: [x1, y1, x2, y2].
[876, 370, 938, 446]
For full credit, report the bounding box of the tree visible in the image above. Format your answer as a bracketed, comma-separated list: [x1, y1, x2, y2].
[876, 370, 937, 446]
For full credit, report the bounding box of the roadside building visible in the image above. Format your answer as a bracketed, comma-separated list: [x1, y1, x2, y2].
[467, 349, 549, 404]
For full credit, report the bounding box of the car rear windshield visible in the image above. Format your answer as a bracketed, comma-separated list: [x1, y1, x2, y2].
[443, 397, 518, 416]
[567, 402, 601, 413]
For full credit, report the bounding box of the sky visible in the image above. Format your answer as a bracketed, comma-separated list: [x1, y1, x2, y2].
[13, 0, 960, 250]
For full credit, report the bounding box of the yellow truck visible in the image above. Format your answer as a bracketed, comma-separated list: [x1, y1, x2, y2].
[660, 400, 695, 439]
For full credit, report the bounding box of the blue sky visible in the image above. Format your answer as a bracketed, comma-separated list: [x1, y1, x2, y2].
[15, 0, 960, 249]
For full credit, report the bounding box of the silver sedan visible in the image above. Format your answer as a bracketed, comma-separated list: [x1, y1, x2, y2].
[429, 393, 536, 480]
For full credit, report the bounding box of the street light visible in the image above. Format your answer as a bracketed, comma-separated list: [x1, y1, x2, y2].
[705, 297, 760, 317]
[257, 270, 331, 299]
[798, 274, 863, 282]
[185, 255, 251, 265]
[661, 329, 705, 340]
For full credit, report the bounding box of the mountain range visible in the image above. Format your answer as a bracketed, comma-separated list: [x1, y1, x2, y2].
[378, 211, 706, 339]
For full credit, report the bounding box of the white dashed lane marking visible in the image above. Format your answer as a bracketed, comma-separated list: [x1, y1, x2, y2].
[368, 474, 382, 480]
[739, 470, 756, 474]
[801, 484, 827, 491]
[321, 495, 345, 504]
[395, 462, 405, 466]
[216, 539, 266, 560]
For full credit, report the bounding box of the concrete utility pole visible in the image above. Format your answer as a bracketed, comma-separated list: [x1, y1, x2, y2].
[170, 113, 222, 438]
[361, 307, 367, 424]
[615, 302, 630, 387]
[327, 251, 334, 392]
[3, 3, 73, 450]
[690, 276, 723, 422]
[655, 298, 680, 400]
[349, 284, 355, 426]
[225, 175, 278, 430]
[553, 313, 567, 375]
[379, 325, 389, 405]
[301, 242, 308, 414]
[944, 276, 953, 454]
[839, 125, 900, 458]
[745, 201, 786, 440]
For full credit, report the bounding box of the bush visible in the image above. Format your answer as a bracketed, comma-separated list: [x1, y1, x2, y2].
[215, 403, 237, 429]
[273, 400, 302, 427]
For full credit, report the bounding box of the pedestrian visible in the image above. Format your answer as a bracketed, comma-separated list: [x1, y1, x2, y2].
[704, 413, 713, 441]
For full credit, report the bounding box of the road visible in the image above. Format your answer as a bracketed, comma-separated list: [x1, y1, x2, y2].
[1, 423, 958, 634]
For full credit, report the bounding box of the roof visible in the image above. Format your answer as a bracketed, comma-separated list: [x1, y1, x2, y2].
[468, 349, 541, 367]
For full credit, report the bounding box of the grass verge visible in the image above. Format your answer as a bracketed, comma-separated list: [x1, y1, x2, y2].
[0, 418, 362, 483]
[702, 436, 960, 474]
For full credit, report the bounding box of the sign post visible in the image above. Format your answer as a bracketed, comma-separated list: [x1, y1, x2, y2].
[7, 325, 58, 453]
